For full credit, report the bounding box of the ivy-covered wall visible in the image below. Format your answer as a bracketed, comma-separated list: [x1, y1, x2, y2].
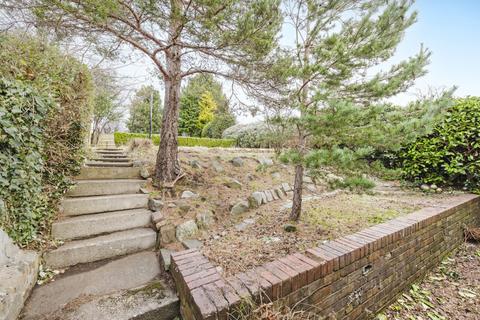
[0, 34, 93, 247]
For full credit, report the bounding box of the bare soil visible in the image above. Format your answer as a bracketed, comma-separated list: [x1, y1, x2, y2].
[380, 241, 480, 320]
[132, 144, 465, 277]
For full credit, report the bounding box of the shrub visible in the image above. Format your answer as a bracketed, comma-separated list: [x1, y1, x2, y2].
[114, 132, 236, 148]
[401, 97, 480, 191]
[222, 121, 294, 148]
[201, 113, 236, 138]
[0, 79, 52, 245]
[0, 34, 93, 246]
[332, 176, 376, 192]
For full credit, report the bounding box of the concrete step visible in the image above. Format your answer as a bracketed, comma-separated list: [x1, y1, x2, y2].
[67, 179, 145, 197]
[93, 148, 124, 152]
[52, 209, 152, 240]
[77, 167, 142, 180]
[90, 157, 131, 162]
[95, 150, 126, 154]
[21, 252, 179, 320]
[61, 194, 148, 216]
[93, 153, 128, 159]
[44, 228, 157, 269]
[86, 161, 133, 167]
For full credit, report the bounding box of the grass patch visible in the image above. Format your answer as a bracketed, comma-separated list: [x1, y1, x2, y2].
[301, 194, 418, 236]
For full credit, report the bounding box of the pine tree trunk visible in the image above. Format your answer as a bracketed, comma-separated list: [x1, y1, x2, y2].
[290, 163, 304, 221]
[154, 0, 182, 185]
[155, 60, 181, 184]
[290, 132, 306, 221]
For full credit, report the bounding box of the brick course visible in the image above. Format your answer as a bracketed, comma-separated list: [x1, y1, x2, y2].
[170, 194, 480, 320]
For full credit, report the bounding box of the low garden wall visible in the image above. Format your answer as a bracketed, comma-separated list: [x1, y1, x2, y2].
[171, 194, 480, 320]
[0, 229, 39, 320]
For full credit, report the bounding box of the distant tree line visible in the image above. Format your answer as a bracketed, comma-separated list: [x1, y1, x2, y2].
[127, 74, 235, 139]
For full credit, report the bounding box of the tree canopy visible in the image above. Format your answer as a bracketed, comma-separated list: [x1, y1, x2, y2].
[179, 74, 235, 137]
[2, 0, 283, 184]
[90, 68, 124, 144]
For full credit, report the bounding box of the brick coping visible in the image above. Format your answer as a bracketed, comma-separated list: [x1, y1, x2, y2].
[171, 194, 479, 320]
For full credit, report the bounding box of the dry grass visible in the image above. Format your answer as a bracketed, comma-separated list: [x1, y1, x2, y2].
[230, 299, 321, 320]
[465, 227, 480, 242]
[128, 138, 153, 151]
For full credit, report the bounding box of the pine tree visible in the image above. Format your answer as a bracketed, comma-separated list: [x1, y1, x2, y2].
[260, 0, 431, 221]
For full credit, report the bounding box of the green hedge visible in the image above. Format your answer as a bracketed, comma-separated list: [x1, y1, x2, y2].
[401, 97, 480, 191]
[114, 132, 236, 148]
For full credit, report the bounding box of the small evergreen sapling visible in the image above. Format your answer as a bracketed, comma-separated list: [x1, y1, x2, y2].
[262, 0, 431, 220]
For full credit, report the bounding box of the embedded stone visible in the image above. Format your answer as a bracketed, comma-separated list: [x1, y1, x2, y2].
[250, 192, 264, 206]
[151, 211, 164, 224]
[265, 190, 274, 202]
[140, 167, 150, 179]
[258, 157, 273, 166]
[260, 191, 267, 204]
[159, 224, 176, 244]
[231, 157, 244, 167]
[148, 199, 164, 212]
[181, 190, 198, 199]
[281, 182, 292, 192]
[175, 220, 198, 241]
[230, 200, 249, 215]
[271, 189, 279, 200]
[211, 160, 224, 173]
[275, 188, 285, 199]
[420, 184, 430, 191]
[271, 172, 281, 179]
[223, 178, 243, 189]
[160, 248, 173, 271]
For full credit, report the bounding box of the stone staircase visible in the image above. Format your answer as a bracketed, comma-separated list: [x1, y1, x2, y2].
[45, 140, 154, 269]
[21, 135, 179, 320]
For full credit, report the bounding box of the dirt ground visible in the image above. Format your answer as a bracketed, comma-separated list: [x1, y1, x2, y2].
[131, 143, 466, 276]
[379, 241, 480, 320]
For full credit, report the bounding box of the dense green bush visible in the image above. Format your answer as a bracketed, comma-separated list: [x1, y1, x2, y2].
[201, 113, 236, 138]
[401, 97, 480, 191]
[0, 79, 52, 245]
[114, 132, 236, 148]
[0, 34, 93, 246]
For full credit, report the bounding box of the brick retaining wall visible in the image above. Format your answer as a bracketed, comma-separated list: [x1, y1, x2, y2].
[171, 194, 480, 320]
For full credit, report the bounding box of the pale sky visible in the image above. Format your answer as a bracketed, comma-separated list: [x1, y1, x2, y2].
[110, 0, 480, 124]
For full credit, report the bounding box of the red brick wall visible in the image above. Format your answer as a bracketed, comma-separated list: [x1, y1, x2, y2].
[171, 194, 480, 320]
